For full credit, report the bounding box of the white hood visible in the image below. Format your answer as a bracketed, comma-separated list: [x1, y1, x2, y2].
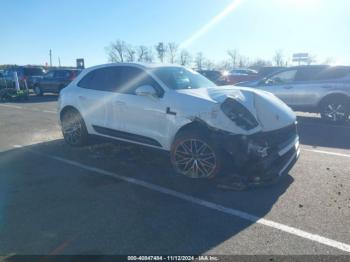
[177, 85, 296, 132]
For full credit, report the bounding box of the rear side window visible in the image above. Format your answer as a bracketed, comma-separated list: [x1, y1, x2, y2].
[78, 67, 123, 91]
[78, 66, 162, 94]
[295, 67, 328, 81]
[314, 67, 350, 80]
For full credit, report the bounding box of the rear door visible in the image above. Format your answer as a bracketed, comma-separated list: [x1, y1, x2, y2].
[76, 68, 113, 129]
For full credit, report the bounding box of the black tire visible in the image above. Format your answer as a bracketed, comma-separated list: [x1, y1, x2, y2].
[320, 97, 349, 124]
[170, 130, 222, 179]
[34, 85, 43, 96]
[61, 109, 89, 147]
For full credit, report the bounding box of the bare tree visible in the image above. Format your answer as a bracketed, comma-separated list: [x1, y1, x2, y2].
[125, 45, 136, 62]
[144, 48, 154, 63]
[227, 49, 239, 68]
[137, 45, 148, 62]
[217, 60, 231, 71]
[167, 42, 178, 64]
[195, 52, 205, 70]
[107, 40, 127, 62]
[307, 55, 317, 65]
[323, 57, 334, 65]
[179, 50, 192, 66]
[155, 42, 166, 63]
[250, 59, 272, 69]
[238, 56, 249, 68]
[273, 50, 284, 67]
[204, 59, 215, 70]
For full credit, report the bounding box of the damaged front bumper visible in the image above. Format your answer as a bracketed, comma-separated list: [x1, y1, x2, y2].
[214, 122, 300, 186]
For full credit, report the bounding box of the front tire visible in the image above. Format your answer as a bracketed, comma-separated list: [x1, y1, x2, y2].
[61, 109, 89, 146]
[34, 85, 43, 96]
[170, 131, 222, 179]
[320, 97, 349, 124]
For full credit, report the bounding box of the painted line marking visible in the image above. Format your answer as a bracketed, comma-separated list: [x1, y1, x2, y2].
[299, 121, 350, 129]
[302, 148, 350, 158]
[25, 148, 350, 253]
[42, 110, 56, 114]
[0, 103, 56, 114]
[0, 104, 23, 109]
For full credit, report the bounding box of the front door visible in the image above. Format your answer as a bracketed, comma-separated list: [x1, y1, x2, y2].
[258, 69, 298, 106]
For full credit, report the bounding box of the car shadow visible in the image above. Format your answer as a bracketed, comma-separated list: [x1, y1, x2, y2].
[23, 94, 58, 103]
[0, 139, 293, 255]
[297, 115, 350, 150]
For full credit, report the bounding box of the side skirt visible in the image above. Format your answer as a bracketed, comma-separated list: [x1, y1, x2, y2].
[92, 125, 163, 148]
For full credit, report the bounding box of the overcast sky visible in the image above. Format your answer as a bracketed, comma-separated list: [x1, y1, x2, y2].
[1, 0, 349, 67]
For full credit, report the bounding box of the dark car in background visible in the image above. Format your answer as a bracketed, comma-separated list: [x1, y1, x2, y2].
[33, 69, 81, 96]
[238, 65, 350, 123]
[0, 70, 5, 88]
[2, 66, 46, 89]
[217, 68, 259, 85]
[197, 70, 223, 84]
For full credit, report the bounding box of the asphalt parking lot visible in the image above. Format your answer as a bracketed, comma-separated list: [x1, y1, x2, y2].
[0, 95, 349, 256]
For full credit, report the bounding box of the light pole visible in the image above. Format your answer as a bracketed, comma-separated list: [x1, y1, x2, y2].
[49, 49, 52, 67]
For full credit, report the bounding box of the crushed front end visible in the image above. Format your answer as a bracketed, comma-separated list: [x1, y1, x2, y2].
[214, 122, 300, 186]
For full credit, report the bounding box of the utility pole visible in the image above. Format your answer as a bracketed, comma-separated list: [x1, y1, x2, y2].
[49, 49, 52, 67]
[58, 57, 61, 67]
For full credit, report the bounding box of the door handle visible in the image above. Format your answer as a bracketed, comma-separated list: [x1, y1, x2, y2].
[284, 86, 293, 89]
[78, 95, 87, 100]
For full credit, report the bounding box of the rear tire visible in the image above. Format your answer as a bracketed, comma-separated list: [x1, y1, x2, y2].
[320, 97, 349, 124]
[170, 130, 222, 179]
[61, 109, 89, 147]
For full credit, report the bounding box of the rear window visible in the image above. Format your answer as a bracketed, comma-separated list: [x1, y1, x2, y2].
[314, 66, 350, 80]
[23, 68, 45, 76]
[295, 66, 329, 81]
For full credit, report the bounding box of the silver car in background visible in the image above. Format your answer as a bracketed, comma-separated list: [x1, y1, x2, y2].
[238, 65, 350, 123]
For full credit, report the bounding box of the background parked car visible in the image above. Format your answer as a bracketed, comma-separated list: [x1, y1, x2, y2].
[218, 68, 273, 85]
[2, 66, 46, 89]
[33, 69, 81, 96]
[0, 70, 6, 88]
[239, 65, 350, 123]
[197, 70, 223, 84]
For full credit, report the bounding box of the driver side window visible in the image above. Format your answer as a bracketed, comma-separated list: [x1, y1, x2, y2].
[270, 70, 297, 84]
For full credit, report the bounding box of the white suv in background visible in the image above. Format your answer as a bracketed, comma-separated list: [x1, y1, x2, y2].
[58, 63, 300, 186]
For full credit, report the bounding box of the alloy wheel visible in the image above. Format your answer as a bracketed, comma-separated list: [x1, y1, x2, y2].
[174, 139, 217, 178]
[62, 113, 83, 145]
[323, 103, 347, 122]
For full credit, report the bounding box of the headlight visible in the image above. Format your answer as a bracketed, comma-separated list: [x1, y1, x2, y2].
[221, 98, 259, 130]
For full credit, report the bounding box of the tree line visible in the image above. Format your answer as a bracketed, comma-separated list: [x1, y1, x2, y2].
[105, 39, 321, 71]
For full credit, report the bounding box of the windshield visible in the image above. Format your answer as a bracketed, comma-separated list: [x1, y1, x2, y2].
[151, 67, 216, 90]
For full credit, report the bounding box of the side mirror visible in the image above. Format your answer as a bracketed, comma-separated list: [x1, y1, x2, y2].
[135, 85, 157, 97]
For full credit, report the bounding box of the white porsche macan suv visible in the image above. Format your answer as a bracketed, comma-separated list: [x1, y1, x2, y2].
[58, 63, 300, 186]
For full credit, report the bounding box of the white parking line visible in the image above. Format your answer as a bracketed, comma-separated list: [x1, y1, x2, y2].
[302, 148, 350, 158]
[26, 148, 350, 253]
[43, 110, 56, 114]
[0, 104, 23, 109]
[0, 103, 56, 114]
